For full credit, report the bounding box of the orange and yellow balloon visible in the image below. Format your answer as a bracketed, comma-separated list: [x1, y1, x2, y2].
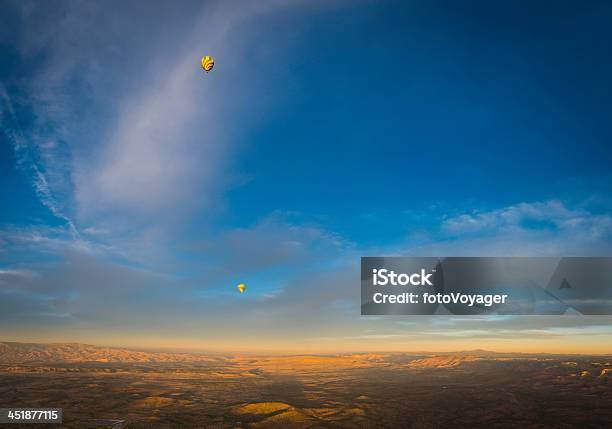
[237, 283, 246, 294]
[201, 55, 215, 73]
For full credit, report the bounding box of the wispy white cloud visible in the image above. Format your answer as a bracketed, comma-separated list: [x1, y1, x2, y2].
[442, 200, 612, 239]
[1, 0, 355, 269]
[400, 200, 612, 256]
[2, 0, 323, 264]
[1, 85, 79, 239]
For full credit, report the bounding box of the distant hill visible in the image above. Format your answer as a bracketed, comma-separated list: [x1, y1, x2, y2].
[0, 341, 221, 364]
[1, 341, 606, 365]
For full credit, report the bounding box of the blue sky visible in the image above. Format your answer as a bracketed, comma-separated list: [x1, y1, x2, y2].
[1, 0, 612, 352]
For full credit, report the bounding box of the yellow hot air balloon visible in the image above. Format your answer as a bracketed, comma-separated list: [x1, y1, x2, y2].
[201, 55, 215, 73]
[237, 283, 247, 294]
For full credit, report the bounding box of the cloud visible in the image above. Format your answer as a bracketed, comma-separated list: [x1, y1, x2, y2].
[1, 85, 79, 238]
[409, 200, 612, 256]
[441, 200, 612, 239]
[3, 0, 310, 237]
[206, 212, 347, 273]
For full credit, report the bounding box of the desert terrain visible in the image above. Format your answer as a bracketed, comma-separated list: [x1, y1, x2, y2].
[1, 342, 611, 428]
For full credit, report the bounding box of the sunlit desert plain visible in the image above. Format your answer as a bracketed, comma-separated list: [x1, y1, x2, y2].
[1, 342, 611, 428]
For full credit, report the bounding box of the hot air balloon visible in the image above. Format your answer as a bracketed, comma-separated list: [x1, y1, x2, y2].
[201, 55, 215, 73]
[237, 283, 247, 294]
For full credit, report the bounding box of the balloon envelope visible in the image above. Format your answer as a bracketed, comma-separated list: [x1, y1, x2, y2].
[201, 55, 214, 73]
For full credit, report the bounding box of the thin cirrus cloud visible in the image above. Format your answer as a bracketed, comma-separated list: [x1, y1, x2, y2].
[441, 200, 612, 238]
[5, 0, 310, 234]
[409, 200, 612, 256]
